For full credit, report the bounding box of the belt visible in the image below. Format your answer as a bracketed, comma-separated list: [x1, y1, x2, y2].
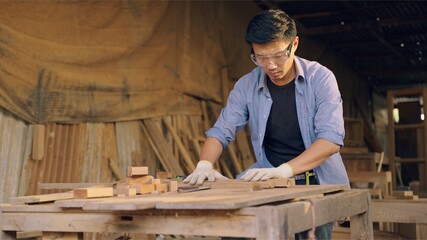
[294, 170, 317, 185]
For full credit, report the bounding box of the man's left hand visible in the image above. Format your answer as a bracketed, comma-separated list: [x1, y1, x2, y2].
[240, 163, 293, 181]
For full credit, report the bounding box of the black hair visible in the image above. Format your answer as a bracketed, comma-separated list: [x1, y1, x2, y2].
[245, 9, 297, 44]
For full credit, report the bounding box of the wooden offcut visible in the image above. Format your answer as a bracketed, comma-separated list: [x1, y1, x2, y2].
[127, 166, 149, 177]
[127, 175, 153, 185]
[140, 184, 155, 194]
[73, 187, 114, 199]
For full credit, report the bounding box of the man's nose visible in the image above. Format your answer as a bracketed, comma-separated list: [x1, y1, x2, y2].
[266, 60, 277, 68]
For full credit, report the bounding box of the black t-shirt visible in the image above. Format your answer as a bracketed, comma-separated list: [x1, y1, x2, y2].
[264, 77, 306, 167]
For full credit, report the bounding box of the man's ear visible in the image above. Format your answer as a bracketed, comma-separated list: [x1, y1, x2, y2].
[293, 36, 299, 52]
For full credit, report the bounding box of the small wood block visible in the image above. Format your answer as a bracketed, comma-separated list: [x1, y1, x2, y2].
[73, 187, 114, 199]
[155, 183, 168, 193]
[115, 184, 137, 197]
[140, 184, 155, 194]
[156, 171, 174, 179]
[257, 181, 275, 189]
[127, 175, 153, 185]
[267, 178, 296, 188]
[169, 180, 178, 192]
[127, 187, 137, 196]
[127, 166, 149, 176]
[129, 184, 142, 194]
[153, 178, 161, 185]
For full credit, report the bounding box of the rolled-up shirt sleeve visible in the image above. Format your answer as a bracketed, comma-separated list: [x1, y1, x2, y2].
[312, 69, 345, 146]
[206, 78, 250, 149]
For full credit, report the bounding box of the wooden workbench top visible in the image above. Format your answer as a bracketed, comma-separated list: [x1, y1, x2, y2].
[2, 185, 347, 212]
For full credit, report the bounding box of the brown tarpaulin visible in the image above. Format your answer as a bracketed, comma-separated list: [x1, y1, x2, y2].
[0, 1, 257, 123]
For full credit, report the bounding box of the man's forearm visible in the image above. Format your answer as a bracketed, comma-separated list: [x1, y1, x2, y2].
[286, 138, 340, 175]
[199, 137, 224, 164]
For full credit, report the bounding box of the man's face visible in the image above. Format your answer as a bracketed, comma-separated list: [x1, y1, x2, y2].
[251, 37, 298, 84]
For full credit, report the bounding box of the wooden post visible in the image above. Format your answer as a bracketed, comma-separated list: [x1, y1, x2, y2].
[32, 124, 45, 160]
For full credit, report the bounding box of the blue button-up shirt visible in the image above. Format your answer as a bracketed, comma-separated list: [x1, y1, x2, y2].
[206, 56, 349, 185]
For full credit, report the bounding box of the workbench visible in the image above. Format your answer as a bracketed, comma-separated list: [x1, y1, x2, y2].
[1, 185, 373, 239]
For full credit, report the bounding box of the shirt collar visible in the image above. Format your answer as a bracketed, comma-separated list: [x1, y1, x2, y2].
[294, 56, 305, 83]
[258, 56, 305, 91]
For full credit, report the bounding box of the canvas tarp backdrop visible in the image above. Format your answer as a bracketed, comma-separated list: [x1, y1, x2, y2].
[0, 1, 257, 124]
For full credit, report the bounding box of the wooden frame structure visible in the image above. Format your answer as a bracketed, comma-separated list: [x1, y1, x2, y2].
[1, 186, 373, 239]
[387, 88, 427, 191]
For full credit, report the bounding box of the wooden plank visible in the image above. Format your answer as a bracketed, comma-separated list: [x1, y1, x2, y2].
[16, 231, 42, 239]
[1, 204, 63, 212]
[49, 185, 349, 212]
[0, 211, 256, 237]
[9, 192, 73, 204]
[73, 187, 113, 199]
[179, 179, 295, 192]
[179, 180, 263, 192]
[38, 182, 115, 190]
[0, 111, 29, 203]
[372, 199, 427, 223]
[156, 185, 347, 210]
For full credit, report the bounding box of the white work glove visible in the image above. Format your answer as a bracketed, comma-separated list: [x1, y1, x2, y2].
[240, 163, 294, 182]
[183, 160, 228, 185]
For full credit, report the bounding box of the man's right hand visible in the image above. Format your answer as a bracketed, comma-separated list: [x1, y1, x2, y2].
[183, 160, 228, 185]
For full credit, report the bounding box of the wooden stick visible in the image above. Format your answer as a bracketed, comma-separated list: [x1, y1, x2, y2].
[162, 117, 196, 171]
[141, 119, 185, 176]
[108, 158, 125, 181]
